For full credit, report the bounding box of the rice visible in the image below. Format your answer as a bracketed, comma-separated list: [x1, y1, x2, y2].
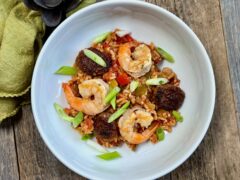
[64, 29, 183, 150]
[76, 116, 94, 135]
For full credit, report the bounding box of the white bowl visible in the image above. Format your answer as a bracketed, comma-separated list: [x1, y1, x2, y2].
[31, 1, 216, 179]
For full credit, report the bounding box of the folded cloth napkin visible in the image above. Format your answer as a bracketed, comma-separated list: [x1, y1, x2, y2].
[0, 0, 45, 122]
[0, 0, 98, 122]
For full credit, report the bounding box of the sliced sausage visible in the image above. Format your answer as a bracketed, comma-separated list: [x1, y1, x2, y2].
[154, 85, 185, 110]
[93, 112, 119, 143]
[76, 48, 112, 76]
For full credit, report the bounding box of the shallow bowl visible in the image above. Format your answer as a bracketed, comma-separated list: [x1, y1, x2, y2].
[31, 1, 216, 179]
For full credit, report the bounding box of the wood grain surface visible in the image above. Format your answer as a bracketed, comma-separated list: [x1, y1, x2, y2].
[0, 119, 19, 180]
[147, 1, 240, 180]
[1, 0, 240, 180]
[220, 0, 240, 135]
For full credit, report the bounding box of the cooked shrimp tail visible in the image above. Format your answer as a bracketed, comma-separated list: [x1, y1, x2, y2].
[130, 121, 159, 144]
[118, 107, 159, 144]
[62, 79, 109, 115]
[62, 83, 83, 111]
[118, 43, 152, 78]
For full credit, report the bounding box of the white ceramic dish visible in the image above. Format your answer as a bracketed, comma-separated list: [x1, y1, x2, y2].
[31, 1, 216, 179]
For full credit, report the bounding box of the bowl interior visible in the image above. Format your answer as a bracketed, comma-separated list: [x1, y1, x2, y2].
[31, 1, 215, 180]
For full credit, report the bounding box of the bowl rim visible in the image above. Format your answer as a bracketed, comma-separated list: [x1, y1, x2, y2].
[31, 0, 216, 179]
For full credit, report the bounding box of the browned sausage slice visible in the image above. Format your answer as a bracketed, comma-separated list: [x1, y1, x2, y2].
[93, 112, 120, 147]
[154, 85, 185, 110]
[76, 48, 112, 76]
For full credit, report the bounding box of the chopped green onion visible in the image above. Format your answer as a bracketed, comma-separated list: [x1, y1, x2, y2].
[108, 109, 126, 123]
[146, 78, 168, 86]
[108, 101, 130, 123]
[110, 96, 117, 110]
[93, 32, 111, 44]
[54, 103, 74, 122]
[120, 101, 130, 110]
[86, 140, 108, 153]
[97, 151, 121, 161]
[72, 112, 84, 128]
[157, 47, 175, 63]
[83, 49, 107, 67]
[81, 134, 94, 141]
[104, 87, 121, 104]
[156, 128, 165, 141]
[172, 111, 184, 122]
[55, 66, 77, 75]
[54, 103, 84, 127]
[130, 80, 139, 92]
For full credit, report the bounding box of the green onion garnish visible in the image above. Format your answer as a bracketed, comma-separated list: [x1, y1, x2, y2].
[172, 110, 184, 122]
[121, 101, 131, 109]
[93, 32, 111, 44]
[54, 103, 74, 122]
[156, 128, 165, 141]
[83, 49, 107, 67]
[146, 78, 168, 86]
[55, 66, 77, 75]
[54, 103, 83, 128]
[110, 96, 117, 110]
[97, 151, 121, 161]
[130, 80, 139, 92]
[86, 140, 108, 153]
[157, 47, 175, 63]
[81, 134, 94, 141]
[104, 87, 121, 104]
[72, 112, 84, 128]
[108, 101, 130, 123]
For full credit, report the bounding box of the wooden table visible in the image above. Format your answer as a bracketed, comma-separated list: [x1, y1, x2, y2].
[1, 0, 240, 179]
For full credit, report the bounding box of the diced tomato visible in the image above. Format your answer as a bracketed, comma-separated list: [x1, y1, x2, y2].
[116, 34, 134, 44]
[125, 34, 134, 42]
[103, 42, 109, 49]
[116, 73, 131, 86]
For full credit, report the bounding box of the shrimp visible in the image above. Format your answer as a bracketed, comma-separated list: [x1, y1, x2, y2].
[118, 107, 159, 144]
[118, 43, 152, 78]
[62, 79, 109, 115]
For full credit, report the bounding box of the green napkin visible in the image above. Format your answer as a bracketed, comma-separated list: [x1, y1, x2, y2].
[0, 1, 44, 122]
[0, 0, 97, 122]
[0, 98, 20, 121]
